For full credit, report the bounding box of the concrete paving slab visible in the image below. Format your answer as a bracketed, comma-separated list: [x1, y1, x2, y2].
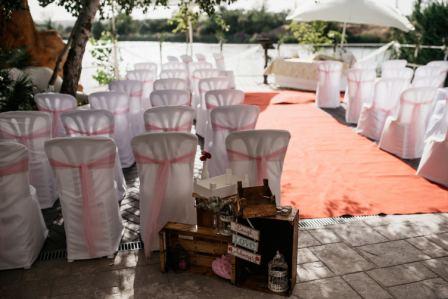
[297, 262, 334, 282]
[388, 278, 448, 299]
[308, 229, 341, 244]
[423, 257, 448, 281]
[293, 276, 361, 299]
[298, 230, 321, 248]
[298, 248, 320, 264]
[342, 272, 392, 299]
[367, 262, 437, 287]
[406, 236, 448, 258]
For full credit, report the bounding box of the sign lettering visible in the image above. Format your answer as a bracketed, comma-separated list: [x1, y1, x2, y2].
[232, 234, 259, 252]
[227, 245, 261, 265]
[230, 222, 260, 241]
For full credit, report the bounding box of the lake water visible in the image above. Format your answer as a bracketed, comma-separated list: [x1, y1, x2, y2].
[81, 41, 388, 93]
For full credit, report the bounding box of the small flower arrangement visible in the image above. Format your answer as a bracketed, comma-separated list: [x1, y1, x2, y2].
[200, 150, 212, 161]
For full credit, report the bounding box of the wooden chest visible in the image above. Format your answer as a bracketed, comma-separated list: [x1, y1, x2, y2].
[159, 222, 235, 280]
[233, 209, 299, 296]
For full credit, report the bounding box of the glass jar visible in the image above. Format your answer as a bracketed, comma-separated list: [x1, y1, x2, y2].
[218, 204, 235, 236]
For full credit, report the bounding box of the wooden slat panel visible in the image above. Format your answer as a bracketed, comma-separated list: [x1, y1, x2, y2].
[177, 238, 228, 255]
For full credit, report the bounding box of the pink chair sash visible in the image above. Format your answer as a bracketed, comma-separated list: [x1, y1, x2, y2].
[110, 107, 130, 116]
[49, 153, 115, 257]
[37, 105, 74, 137]
[134, 150, 195, 256]
[130, 90, 143, 97]
[144, 121, 192, 132]
[64, 125, 114, 136]
[212, 121, 256, 132]
[0, 127, 51, 146]
[227, 146, 288, 185]
[0, 158, 28, 176]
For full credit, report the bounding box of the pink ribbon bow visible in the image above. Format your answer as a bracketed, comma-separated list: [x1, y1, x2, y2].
[134, 150, 195, 256]
[227, 146, 288, 185]
[49, 153, 115, 257]
[112, 107, 130, 116]
[37, 105, 74, 137]
[130, 90, 143, 97]
[212, 121, 256, 132]
[64, 125, 114, 136]
[0, 158, 29, 176]
[144, 121, 192, 132]
[0, 127, 51, 146]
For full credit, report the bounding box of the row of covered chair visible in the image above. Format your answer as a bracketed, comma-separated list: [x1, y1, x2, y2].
[0, 128, 290, 268]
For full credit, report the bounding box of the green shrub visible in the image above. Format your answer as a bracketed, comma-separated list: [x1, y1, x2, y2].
[0, 70, 36, 112]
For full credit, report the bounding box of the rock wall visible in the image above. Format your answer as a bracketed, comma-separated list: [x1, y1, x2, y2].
[0, 0, 66, 74]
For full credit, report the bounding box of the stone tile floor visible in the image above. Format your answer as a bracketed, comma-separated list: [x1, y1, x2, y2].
[2, 213, 448, 298]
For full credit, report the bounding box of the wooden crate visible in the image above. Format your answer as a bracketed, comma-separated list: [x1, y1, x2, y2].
[233, 208, 299, 296]
[159, 222, 235, 280]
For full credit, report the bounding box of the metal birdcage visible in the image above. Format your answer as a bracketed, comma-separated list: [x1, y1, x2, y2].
[268, 251, 289, 293]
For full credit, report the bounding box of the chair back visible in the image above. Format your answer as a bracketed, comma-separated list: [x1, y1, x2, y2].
[226, 129, 290, 204]
[153, 78, 188, 91]
[205, 89, 245, 110]
[45, 137, 123, 260]
[345, 68, 376, 123]
[61, 109, 114, 137]
[126, 69, 156, 102]
[316, 61, 343, 108]
[161, 62, 187, 71]
[150, 89, 191, 107]
[143, 106, 194, 133]
[372, 78, 410, 113]
[160, 69, 189, 80]
[207, 105, 259, 176]
[34, 92, 77, 137]
[131, 132, 197, 253]
[382, 67, 413, 81]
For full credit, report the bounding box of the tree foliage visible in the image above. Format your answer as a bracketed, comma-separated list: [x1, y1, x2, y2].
[289, 21, 343, 50]
[393, 0, 448, 64]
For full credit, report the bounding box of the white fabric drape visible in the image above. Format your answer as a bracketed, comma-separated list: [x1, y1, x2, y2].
[208, 105, 260, 177]
[153, 78, 189, 91]
[45, 137, 123, 261]
[150, 90, 191, 107]
[357, 78, 410, 140]
[226, 130, 290, 205]
[379, 87, 438, 159]
[131, 132, 197, 252]
[109, 80, 145, 137]
[88, 91, 135, 168]
[143, 106, 194, 133]
[316, 61, 343, 108]
[344, 68, 376, 124]
[61, 109, 127, 200]
[0, 142, 48, 270]
[0, 111, 58, 208]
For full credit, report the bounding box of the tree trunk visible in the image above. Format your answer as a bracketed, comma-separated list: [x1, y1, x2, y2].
[60, 0, 100, 96]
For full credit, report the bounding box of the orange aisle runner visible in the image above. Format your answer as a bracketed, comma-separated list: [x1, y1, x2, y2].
[245, 91, 448, 219]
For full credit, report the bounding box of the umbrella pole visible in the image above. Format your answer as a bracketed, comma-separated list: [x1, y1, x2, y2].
[340, 22, 347, 48]
[188, 17, 193, 56]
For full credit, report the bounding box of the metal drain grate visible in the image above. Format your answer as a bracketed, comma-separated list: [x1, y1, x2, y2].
[298, 215, 382, 229]
[37, 216, 384, 262]
[37, 241, 144, 262]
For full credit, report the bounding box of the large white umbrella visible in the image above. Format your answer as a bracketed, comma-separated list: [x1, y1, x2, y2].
[287, 0, 414, 45]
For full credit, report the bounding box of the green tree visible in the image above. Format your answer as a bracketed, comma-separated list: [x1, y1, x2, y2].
[92, 20, 105, 40]
[32, 0, 237, 96]
[393, 0, 448, 64]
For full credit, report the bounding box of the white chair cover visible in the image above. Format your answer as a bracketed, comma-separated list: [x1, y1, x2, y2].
[34, 92, 77, 137]
[61, 109, 127, 200]
[134, 62, 158, 75]
[195, 53, 206, 62]
[204, 89, 245, 144]
[208, 105, 260, 177]
[226, 130, 290, 205]
[88, 91, 135, 168]
[0, 142, 48, 270]
[180, 54, 193, 63]
[219, 70, 236, 89]
[213, 53, 226, 71]
[0, 111, 57, 208]
[167, 56, 179, 62]
[131, 132, 197, 254]
[382, 67, 414, 80]
[381, 59, 407, 72]
[417, 101, 448, 186]
[344, 68, 376, 124]
[427, 61, 448, 83]
[191, 69, 222, 108]
[196, 77, 231, 136]
[126, 70, 156, 107]
[412, 66, 447, 88]
[379, 87, 438, 159]
[425, 88, 448, 141]
[45, 137, 123, 261]
[316, 61, 343, 108]
[161, 62, 187, 71]
[160, 69, 189, 80]
[109, 80, 145, 137]
[143, 106, 194, 133]
[150, 89, 191, 107]
[153, 78, 188, 91]
[356, 78, 410, 140]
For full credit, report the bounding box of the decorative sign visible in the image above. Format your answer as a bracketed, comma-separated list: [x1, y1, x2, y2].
[232, 234, 259, 252]
[228, 245, 261, 265]
[230, 222, 260, 241]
